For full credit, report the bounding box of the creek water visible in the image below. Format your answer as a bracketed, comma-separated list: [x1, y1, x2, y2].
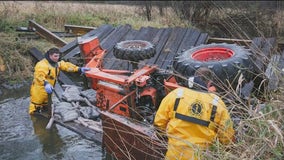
[0, 86, 104, 160]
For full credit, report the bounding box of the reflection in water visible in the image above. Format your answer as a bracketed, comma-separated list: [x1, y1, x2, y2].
[0, 97, 103, 160]
[31, 115, 64, 159]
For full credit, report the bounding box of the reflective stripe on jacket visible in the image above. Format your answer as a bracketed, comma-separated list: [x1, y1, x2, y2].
[154, 87, 235, 159]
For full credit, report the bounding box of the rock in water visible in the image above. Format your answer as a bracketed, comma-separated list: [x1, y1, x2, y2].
[62, 85, 84, 102]
[79, 106, 100, 120]
[61, 110, 80, 122]
[80, 89, 97, 105]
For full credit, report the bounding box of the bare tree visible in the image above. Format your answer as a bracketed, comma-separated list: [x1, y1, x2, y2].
[135, 1, 152, 21]
[145, 1, 152, 21]
[171, 1, 213, 23]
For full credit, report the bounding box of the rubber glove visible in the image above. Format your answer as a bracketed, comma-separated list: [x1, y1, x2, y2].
[80, 67, 91, 74]
[44, 82, 53, 94]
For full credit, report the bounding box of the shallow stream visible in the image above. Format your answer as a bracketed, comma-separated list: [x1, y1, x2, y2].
[0, 85, 103, 160]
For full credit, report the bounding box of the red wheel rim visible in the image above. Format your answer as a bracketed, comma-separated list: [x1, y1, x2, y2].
[191, 47, 234, 62]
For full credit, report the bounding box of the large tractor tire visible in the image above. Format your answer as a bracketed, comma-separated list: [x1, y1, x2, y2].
[173, 43, 255, 89]
[113, 40, 156, 62]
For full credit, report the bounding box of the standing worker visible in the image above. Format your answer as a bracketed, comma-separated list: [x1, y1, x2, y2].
[29, 47, 90, 115]
[154, 67, 235, 160]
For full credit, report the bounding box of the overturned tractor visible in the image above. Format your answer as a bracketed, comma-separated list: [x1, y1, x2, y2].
[78, 37, 257, 159]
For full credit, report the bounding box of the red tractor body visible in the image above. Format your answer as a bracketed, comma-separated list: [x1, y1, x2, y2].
[78, 37, 173, 159]
[79, 37, 179, 120]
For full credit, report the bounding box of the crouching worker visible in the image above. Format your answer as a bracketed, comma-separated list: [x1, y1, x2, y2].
[154, 67, 235, 160]
[29, 47, 90, 115]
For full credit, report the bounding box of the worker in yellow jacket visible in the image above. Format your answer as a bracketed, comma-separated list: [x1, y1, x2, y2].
[29, 47, 90, 114]
[154, 67, 235, 160]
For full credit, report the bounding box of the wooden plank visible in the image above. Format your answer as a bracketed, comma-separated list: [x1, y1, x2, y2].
[133, 26, 150, 40]
[134, 27, 160, 68]
[196, 32, 209, 46]
[28, 20, 67, 47]
[209, 36, 284, 48]
[57, 72, 76, 85]
[265, 54, 281, 91]
[64, 24, 96, 35]
[262, 38, 278, 92]
[152, 28, 166, 46]
[249, 37, 278, 97]
[147, 28, 172, 66]
[119, 28, 139, 41]
[101, 25, 129, 68]
[208, 37, 252, 46]
[101, 24, 132, 69]
[163, 28, 201, 72]
[17, 31, 76, 40]
[252, 38, 277, 73]
[36, 113, 102, 143]
[249, 37, 265, 73]
[17, 27, 78, 37]
[144, 26, 161, 42]
[249, 37, 266, 97]
[158, 27, 187, 70]
[134, 26, 160, 42]
[154, 28, 176, 68]
[63, 121, 102, 143]
[60, 40, 78, 56]
[62, 47, 81, 60]
[262, 38, 277, 62]
[177, 29, 201, 53]
[89, 24, 114, 42]
[29, 47, 44, 61]
[143, 28, 165, 66]
[101, 25, 131, 51]
[162, 28, 201, 70]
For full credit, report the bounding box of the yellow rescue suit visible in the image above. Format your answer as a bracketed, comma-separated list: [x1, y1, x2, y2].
[29, 59, 79, 114]
[154, 88, 235, 160]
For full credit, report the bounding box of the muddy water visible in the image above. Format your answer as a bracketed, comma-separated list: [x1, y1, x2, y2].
[0, 87, 103, 160]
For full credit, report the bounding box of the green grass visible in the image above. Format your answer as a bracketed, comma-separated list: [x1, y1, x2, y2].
[0, 1, 190, 83]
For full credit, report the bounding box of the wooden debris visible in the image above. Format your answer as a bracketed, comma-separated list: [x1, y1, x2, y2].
[28, 20, 67, 47]
[64, 24, 96, 35]
[75, 117, 102, 133]
[45, 104, 55, 129]
[265, 54, 281, 91]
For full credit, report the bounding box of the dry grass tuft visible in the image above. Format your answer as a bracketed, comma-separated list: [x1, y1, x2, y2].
[0, 1, 188, 30]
